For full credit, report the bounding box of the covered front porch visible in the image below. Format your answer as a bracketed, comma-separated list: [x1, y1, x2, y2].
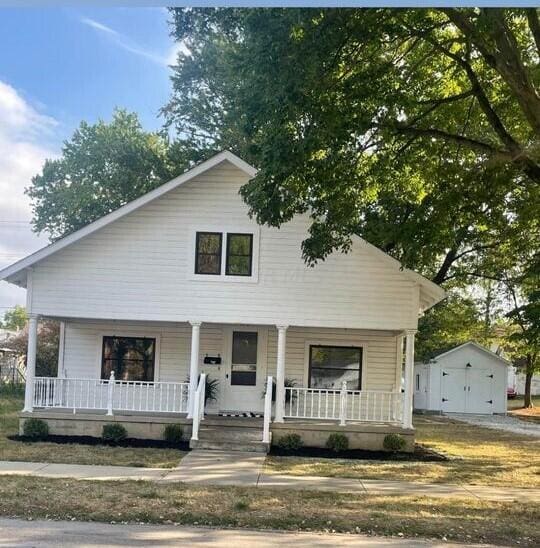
[21, 316, 418, 451]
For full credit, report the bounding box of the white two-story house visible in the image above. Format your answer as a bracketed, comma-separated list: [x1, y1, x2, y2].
[0, 151, 444, 452]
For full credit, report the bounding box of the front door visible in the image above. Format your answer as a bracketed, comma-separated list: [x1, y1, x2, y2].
[220, 326, 267, 413]
[441, 367, 467, 413]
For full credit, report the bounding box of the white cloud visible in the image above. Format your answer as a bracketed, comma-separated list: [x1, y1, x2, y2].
[167, 40, 190, 66]
[0, 81, 53, 310]
[80, 16, 188, 67]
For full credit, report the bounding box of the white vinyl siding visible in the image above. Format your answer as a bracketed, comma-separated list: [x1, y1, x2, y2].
[29, 162, 420, 330]
[62, 320, 399, 393]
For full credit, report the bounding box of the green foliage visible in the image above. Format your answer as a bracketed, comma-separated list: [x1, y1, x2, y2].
[325, 432, 349, 452]
[264, 377, 297, 402]
[102, 423, 128, 443]
[383, 433, 407, 452]
[163, 424, 184, 444]
[23, 418, 49, 440]
[5, 320, 59, 377]
[0, 305, 27, 331]
[26, 110, 195, 240]
[416, 292, 496, 361]
[276, 433, 304, 451]
[204, 376, 219, 404]
[165, 8, 539, 286]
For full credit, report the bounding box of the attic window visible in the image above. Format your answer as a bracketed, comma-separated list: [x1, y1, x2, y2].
[195, 232, 222, 275]
[226, 233, 253, 276]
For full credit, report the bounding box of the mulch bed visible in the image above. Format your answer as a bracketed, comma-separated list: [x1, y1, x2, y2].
[269, 443, 447, 461]
[8, 434, 189, 451]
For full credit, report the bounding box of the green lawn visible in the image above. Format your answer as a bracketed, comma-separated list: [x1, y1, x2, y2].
[0, 476, 537, 547]
[266, 415, 540, 488]
[0, 393, 185, 468]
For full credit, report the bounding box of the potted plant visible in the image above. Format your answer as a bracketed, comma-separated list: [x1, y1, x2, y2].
[262, 378, 297, 403]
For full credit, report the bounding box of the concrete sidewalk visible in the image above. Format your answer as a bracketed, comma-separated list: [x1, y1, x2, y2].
[1, 451, 539, 503]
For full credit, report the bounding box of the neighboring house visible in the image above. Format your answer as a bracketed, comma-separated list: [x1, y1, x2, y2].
[508, 366, 540, 396]
[0, 151, 444, 452]
[414, 341, 509, 415]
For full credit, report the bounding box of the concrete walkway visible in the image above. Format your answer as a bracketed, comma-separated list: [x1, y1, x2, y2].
[1, 451, 539, 503]
[0, 518, 499, 547]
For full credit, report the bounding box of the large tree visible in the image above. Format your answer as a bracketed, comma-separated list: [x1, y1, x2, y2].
[165, 8, 540, 284]
[26, 109, 197, 240]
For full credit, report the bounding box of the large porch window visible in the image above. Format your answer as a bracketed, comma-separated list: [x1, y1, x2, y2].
[309, 345, 362, 390]
[101, 336, 156, 381]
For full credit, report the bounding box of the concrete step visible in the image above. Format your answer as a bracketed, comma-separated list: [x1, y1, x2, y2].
[190, 438, 270, 453]
[198, 428, 262, 443]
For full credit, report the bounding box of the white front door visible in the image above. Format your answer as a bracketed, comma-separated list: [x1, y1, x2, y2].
[220, 326, 267, 413]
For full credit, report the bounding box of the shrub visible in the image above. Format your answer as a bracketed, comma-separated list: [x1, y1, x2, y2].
[163, 424, 184, 444]
[23, 418, 49, 440]
[102, 423, 127, 443]
[276, 433, 303, 451]
[325, 432, 349, 452]
[383, 433, 406, 452]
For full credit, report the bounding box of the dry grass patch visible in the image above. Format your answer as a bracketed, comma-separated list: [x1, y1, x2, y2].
[0, 395, 184, 468]
[266, 415, 540, 488]
[0, 476, 537, 546]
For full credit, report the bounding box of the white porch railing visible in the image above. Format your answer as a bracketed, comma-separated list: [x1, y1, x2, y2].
[190, 373, 206, 442]
[32, 375, 190, 415]
[262, 375, 273, 443]
[284, 384, 403, 425]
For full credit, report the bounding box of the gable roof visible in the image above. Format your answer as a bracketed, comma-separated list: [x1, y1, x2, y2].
[0, 151, 257, 287]
[0, 149, 445, 312]
[432, 341, 511, 366]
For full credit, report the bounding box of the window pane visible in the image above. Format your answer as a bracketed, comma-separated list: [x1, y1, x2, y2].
[228, 234, 251, 255]
[197, 254, 221, 275]
[227, 255, 250, 276]
[311, 368, 359, 390]
[231, 364, 257, 386]
[226, 233, 252, 276]
[198, 233, 221, 254]
[310, 346, 361, 370]
[101, 337, 155, 382]
[232, 331, 257, 364]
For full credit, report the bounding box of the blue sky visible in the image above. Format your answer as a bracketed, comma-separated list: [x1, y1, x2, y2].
[0, 7, 180, 311]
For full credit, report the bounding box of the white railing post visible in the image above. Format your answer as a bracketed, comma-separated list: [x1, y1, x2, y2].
[106, 371, 115, 416]
[339, 381, 347, 426]
[191, 373, 206, 442]
[23, 314, 38, 413]
[262, 375, 273, 443]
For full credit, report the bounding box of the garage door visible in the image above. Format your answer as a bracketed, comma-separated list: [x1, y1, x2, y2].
[441, 367, 494, 414]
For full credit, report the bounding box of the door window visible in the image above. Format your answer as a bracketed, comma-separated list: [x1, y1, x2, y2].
[231, 331, 257, 386]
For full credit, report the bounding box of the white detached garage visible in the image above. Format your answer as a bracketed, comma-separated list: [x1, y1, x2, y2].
[414, 342, 509, 415]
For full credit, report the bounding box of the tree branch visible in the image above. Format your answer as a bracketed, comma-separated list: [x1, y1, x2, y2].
[526, 8, 540, 59]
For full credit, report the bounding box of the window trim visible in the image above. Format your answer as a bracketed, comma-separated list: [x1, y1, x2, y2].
[226, 233, 253, 277]
[304, 341, 365, 391]
[195, 231, 223, 275]
[95, 331, 161, 382]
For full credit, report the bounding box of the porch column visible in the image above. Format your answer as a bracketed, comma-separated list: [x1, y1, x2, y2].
[274, 324, 288, 423]
[187, 321, 201, 418]
[23, 314, 38, 413]
[402, 329, 416, 429]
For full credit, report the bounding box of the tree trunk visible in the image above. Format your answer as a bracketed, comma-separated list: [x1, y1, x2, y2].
[524, 370, 534, 408]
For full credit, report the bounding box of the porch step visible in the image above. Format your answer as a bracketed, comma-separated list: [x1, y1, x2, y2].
[190, 422, 270, 453]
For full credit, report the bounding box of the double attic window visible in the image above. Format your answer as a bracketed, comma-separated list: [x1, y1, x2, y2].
[195, 232, 253, 277]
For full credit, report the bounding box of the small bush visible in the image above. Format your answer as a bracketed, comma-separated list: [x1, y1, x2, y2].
[276, 433, 303, 451]
[234, 500, 249, 511]
[383, 433, 406, 452]
[325, 432, 349, 452]
[102, 423, 127, 443]
[163, 424, 184, 444]
[23, 418, 49, 440]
